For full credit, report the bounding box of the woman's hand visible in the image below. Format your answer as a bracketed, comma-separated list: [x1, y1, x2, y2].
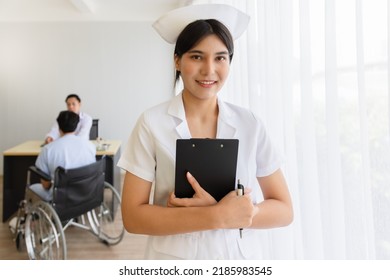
[214, 188, 255, 229]
[167, 172, 217, 207]
[168, 172, 255, 229]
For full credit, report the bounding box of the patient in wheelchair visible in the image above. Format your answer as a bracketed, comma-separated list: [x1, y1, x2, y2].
[8, 110, 123, 259]
[29, 110, 96, 201]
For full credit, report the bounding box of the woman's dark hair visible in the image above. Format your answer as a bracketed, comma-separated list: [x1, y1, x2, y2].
[174, 19, 234, 84]
[56, 110, 80, 133]
[65, 93, 81, 103]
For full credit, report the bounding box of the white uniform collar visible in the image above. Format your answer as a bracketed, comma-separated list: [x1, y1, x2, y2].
[216, 97, 237, 139]
[168, 92, 237, 139]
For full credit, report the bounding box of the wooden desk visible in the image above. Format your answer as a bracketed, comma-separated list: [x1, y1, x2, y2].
[2, 140, 121, 222]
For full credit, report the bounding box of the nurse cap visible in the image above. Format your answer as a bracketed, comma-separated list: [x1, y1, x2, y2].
[152, 4, 250, 44]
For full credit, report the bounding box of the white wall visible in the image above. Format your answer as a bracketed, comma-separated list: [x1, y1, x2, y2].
[0, 21, 175, 175]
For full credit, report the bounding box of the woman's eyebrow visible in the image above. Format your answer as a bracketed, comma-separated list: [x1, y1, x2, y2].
[187, 50, 203, 54]
[215, 51, 229, 56]
[187, 50, 229, 55]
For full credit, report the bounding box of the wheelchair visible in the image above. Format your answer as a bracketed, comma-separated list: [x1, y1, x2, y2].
[9, 157, 124, 260]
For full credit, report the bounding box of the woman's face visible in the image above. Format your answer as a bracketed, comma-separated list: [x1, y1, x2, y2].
[175, 34, 230, 101]
[66, 97, 81, 114]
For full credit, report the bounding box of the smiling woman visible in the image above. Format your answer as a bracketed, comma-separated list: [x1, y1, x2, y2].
[117, 3, 293, 260]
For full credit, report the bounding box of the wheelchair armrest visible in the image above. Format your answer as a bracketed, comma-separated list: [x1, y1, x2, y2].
[28, 166, 51, 181]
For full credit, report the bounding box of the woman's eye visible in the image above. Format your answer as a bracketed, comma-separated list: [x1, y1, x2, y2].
[191, 55, 202, 60]
[217, 56, 227, 61]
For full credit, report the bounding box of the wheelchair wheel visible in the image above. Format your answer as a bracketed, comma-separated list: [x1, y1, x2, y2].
[87, 182, 124, 245]
[25, 201, 67, 260]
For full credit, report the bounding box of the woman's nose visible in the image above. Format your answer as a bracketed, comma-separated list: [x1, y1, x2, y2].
[200, 59, 215, 75]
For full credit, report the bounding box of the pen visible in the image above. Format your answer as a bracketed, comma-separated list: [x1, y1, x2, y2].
[237, 179, 244, 239]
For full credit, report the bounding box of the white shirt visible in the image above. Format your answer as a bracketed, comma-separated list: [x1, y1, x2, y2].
[46, 111, 92, 141]
[31, 134, 96, 201]
[118, 93, 282, 259]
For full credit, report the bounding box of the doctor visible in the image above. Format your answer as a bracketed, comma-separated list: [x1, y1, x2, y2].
[118, 4, 293, 259]
[44, 94, 92, 144]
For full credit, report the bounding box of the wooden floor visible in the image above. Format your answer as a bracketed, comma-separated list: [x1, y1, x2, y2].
[0, 175, 148, 260]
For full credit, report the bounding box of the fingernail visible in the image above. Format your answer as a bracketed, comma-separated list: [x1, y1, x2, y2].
[187, 172, 192, 178]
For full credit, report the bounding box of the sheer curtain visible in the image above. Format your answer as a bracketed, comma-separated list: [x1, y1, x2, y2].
[191, 0, 390, 259]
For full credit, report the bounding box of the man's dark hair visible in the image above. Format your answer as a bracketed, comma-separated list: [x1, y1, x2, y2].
[65, 94, 81, 103]
[56, 110, 80, 133]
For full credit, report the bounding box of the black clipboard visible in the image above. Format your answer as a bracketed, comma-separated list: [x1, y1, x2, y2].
[174, 138, 239, 201]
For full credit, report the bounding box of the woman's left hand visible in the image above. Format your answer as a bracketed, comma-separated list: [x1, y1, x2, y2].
[167, 172, 217, 207]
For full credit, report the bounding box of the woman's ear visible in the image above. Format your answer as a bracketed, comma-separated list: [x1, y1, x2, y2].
[174, 54, 180, 71]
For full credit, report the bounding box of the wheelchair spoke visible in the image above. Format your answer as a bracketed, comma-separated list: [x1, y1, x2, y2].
[87, 183, 124, 245]
[25, 201, 67, 260]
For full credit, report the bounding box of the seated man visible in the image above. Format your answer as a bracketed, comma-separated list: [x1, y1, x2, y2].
[30, 110, 96, 201]
[45, 94, 92, 144]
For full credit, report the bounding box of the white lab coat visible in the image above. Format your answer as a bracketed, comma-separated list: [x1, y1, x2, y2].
[118, 92, 282, 259]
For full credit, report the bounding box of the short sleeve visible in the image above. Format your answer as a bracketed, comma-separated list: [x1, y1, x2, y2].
[254, 115, 283, 177]
[46, 122, 60, 141]
[77, 113, 93, 139]
[35, 147, 51, 177]
[117, 112, 156, 182]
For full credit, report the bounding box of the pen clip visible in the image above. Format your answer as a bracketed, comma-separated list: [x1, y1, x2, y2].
[237, 179, 244, 196]
[237, 179, 244, 239]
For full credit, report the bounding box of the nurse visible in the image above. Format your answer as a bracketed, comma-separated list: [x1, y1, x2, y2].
[118, 4, 293, 259]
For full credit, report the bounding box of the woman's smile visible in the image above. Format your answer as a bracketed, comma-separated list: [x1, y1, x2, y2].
[196, 80, 218, 88]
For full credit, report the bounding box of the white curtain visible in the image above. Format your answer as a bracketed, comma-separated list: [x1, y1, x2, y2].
[191, 0, 390, 259]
